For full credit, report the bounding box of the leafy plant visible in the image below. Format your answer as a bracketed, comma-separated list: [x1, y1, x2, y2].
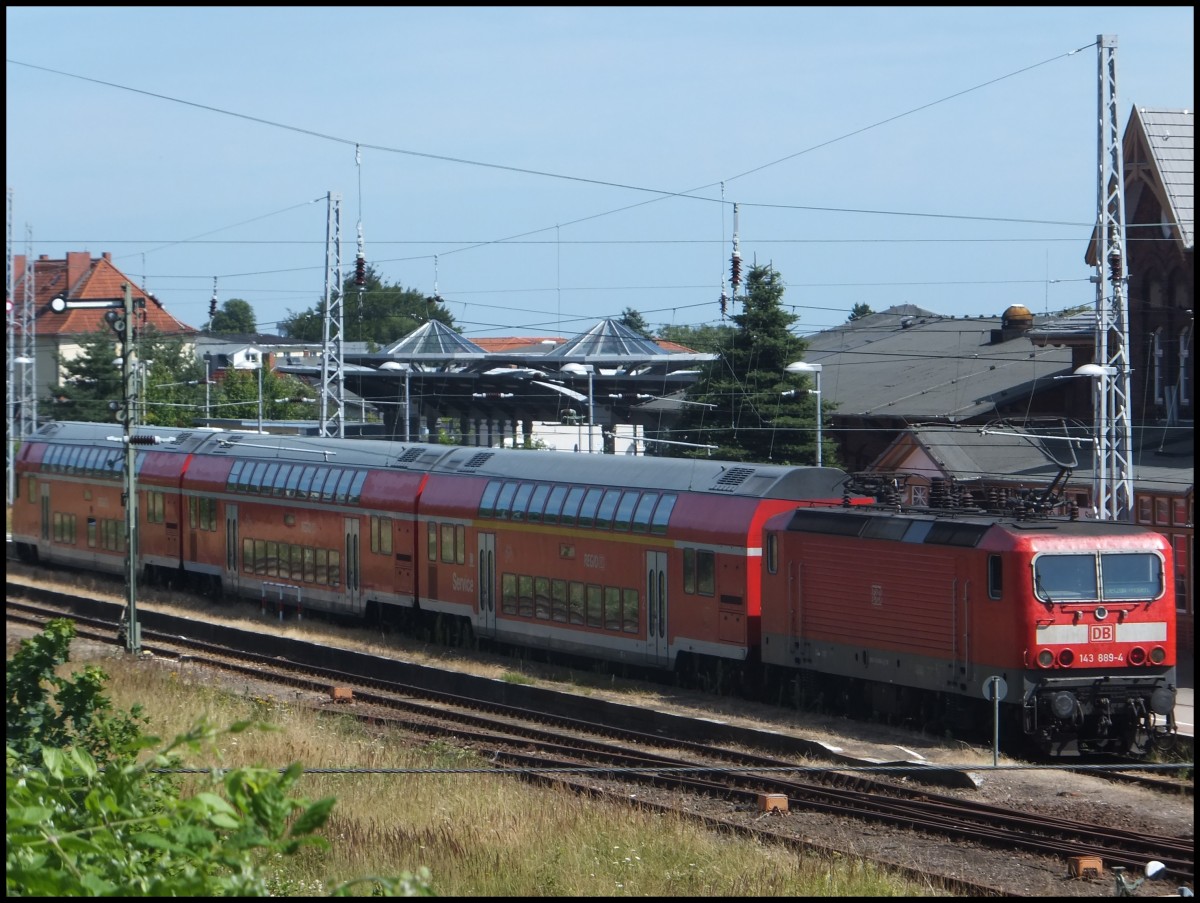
[5, 618, 431, 896]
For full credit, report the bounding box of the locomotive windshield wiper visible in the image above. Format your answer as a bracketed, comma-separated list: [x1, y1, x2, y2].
[1034, 573, 1055, 607]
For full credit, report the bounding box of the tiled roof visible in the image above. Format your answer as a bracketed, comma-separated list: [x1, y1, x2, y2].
[16, 251, 196, 338]
[1133, 107, 1194, 250]
[804, 305, 1073, 422]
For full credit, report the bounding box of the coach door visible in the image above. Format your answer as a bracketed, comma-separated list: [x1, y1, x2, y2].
[344, 518, 361, 613]
[645, 551, 669, 667]
[224, 503, 239, 595]
[478, 532, 497, 635]
[38, 481, 51, 558]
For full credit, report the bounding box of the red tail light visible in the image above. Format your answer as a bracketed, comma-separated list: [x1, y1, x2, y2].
[1057, 648, 1075, 667]
[1128, 646, 1146, 665]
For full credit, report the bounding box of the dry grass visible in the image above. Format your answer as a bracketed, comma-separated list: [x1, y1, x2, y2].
[31, 645, 947, 897]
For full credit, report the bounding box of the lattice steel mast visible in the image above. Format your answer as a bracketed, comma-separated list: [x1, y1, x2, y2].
[1092, 34, 1134, 521]
[7, 192, 37, 506]
[319, 190, 345, 438]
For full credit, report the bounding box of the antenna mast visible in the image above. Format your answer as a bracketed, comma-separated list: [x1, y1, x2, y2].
[1092, 34, 1134, 521]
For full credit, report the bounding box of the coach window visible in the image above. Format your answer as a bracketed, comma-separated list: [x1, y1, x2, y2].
[594, 489, 621, 530]
[478, 481, 501, 517]
[766, 533, 778, 574]
[455, 524, 466, 564]
[577, 487, 604, 528]
[296, 466, 317, 499]
[535, 577, 551, 619]
[495, 482, 518, 520]
[87, 517, 97, 548]
[309, 468, 330, 500]
[527, 484, 550, 523]
[303, 547, 316, 583]
[650, 494, 676, 534]
[347, 470, 367, 503]
[586, 584, 603, 628]
[320, 468, 339, 501]
[315, 549, 328, 585]
[569, 581, 586, 625]
[251, 462, 269, 492]
[260, 463, 279, 495]
[242, 538, 253, 573]
[265, 541, 279, 577]
[542, 485, 568, 525]
[440, 523, 456, 563]
[622, 588, 639, 633]
[603, 587, 622, 631]
[291, 545, 304, 581]
[283, 465, 302, 498]
[227, 460, 243, 491]
[518, 575, 535, 617]
[501, 574, 518, 614]
[560, 486, 586, 526]
[427, 521, 438, 562]
[988, 555, 1003, 599]
[684, 548, 714, 596]
[683, 548, 697, 594]
[328, 469, 349, 502]
[551, 579, 568, 621]
[613, 491, 639, 532]
[511, 483, 534, 522]
[328, 549, 341, 587]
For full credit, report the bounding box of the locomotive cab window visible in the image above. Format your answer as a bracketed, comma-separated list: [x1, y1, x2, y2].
[1100, 553, 1164, 601]
[988, 554, 1002, 599]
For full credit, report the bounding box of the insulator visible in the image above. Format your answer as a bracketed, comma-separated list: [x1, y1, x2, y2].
[719, 291, 728, 318]
[209, 297, 218, 318]
[1107, 244, 1122, 281]
[355, 255, 366, 286]
[730, 253, 741, 290]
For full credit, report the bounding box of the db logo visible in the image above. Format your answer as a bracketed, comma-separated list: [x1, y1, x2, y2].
[1089, 624, 1115, 643]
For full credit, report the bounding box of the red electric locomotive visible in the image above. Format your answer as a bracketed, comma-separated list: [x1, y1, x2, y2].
[759, 506, 1178, 756]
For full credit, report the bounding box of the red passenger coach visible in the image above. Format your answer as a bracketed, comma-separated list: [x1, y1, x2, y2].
[13, 421, 146, 574]
[760, 507, 1178, 755]
[415, 448, 858, 672]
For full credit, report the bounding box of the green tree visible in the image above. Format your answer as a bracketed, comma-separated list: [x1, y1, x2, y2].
[665, 264, 833, 466]
[618, 307, 653, 339]
[848, 302, 874, 322]
[280, 265, 455, 349]
[5, 619, 429, 897]
[215, 368, 320, 425]
[52, 327, 221, 428]
[211, 298, 258, 334]
[656, 322, 735, 353]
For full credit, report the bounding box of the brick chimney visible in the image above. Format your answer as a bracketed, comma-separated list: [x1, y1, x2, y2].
[66, 251, 92, 293]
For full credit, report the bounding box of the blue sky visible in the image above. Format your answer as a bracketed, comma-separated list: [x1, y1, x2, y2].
[6, 7, 1194, 342]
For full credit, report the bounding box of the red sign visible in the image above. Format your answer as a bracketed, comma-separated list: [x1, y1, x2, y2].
[1089, 624, 1115, 643]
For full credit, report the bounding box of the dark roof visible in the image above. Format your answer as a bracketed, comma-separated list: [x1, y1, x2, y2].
[803, 306, 1073, 422]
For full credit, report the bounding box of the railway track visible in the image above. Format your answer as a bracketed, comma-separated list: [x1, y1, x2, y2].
[8, 581, 1195, 896]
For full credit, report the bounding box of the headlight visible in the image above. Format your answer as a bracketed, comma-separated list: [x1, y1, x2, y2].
[1149, 646, 1166, 664]
[1037, 648, 1054, 668]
